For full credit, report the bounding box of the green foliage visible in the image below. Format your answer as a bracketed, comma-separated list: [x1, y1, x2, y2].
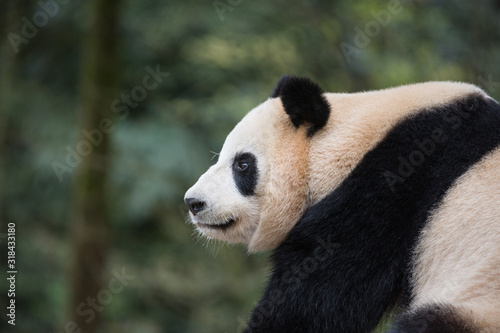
[1, 0, 500, 332]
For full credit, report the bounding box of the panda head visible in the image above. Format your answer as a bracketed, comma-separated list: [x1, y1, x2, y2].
[184, 76, 331, 252]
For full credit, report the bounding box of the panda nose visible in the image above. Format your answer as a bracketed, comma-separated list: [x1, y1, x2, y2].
[184, 198, 206, 215]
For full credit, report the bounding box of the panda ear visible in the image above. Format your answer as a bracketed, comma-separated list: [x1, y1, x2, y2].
[270, 75, 330, 136]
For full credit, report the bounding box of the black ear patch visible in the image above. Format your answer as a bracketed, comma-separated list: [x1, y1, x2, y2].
[270, 75, 331, 136]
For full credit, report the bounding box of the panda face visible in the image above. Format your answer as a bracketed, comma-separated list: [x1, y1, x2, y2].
[184, 99, 279, 247]
[185, 76, 331, 251]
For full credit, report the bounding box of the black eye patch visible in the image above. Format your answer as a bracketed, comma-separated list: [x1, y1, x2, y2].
[232, 152, 258, 196]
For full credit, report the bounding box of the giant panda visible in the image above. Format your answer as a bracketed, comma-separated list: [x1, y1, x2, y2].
[184, 75, 500, 333]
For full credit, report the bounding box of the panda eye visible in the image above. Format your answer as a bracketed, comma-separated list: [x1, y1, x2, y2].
[235, 159, 249, 171]
[233, 153, 254, 173]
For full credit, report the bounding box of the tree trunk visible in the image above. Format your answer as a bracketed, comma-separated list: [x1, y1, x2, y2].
[69, 0, 121, 332]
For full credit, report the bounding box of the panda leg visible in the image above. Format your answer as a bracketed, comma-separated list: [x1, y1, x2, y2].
[388, 304, 480, 333]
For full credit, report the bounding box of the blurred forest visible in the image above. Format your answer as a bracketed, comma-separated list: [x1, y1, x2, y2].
[0, 0, 499, 332]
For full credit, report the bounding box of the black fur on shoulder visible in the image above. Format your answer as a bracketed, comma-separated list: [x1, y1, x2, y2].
[388, 304, 478, 333]
[244, 95, 500, 333]
[270, 75, 331, 136]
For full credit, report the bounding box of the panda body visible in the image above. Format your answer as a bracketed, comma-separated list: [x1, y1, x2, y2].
[184, 76, 500, 332]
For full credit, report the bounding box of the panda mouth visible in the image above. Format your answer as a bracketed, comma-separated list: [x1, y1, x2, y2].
[197, 218, 236, 231]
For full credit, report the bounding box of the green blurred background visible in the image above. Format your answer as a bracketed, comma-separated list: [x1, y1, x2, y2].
[0, 0, 499, 332]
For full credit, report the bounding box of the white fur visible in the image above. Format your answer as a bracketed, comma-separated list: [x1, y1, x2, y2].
[412, 145, 500, 331]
